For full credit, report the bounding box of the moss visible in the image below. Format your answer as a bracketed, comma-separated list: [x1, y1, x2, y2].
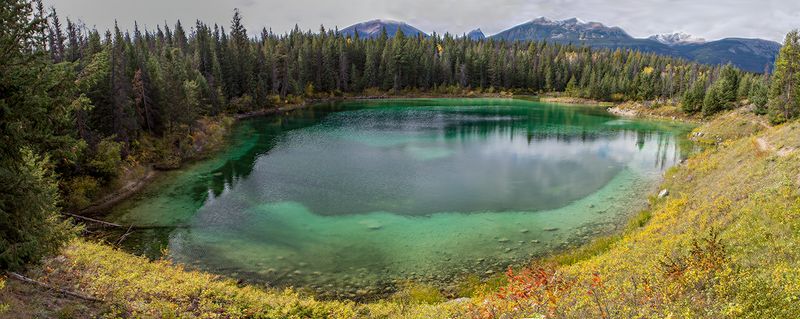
[392, 282, 445, 304]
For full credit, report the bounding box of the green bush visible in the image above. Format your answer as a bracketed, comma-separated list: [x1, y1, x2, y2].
[88, 138, 122, 179]
[62, 176, 100, 210]
[392, 282, 445, 304]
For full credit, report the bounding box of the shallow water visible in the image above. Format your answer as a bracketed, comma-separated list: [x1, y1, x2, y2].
[108, 98, 691, 299]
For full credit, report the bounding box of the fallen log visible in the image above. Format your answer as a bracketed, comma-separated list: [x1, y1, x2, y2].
[6, 272, 102, 303]
[62, 212, 191, 230]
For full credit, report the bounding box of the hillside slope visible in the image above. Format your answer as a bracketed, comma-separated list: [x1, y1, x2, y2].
[479, 110, 800, 317]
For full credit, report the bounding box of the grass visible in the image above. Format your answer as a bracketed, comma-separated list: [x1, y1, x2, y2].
[477, 111, 800, 318]
[2, 109, 799, 318]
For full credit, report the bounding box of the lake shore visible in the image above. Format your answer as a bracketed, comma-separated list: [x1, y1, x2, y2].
[7, 108, 792, 318]
[74, 93, 520, 219]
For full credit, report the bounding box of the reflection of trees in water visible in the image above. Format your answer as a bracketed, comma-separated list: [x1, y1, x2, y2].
[187, 101, 691, 210]
[195, 104, 342, 202]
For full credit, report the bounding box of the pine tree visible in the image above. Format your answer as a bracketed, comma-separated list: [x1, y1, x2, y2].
[768, 30, 800, 123]
[1, 0, 75, 270]
[682, 76, 706, 114]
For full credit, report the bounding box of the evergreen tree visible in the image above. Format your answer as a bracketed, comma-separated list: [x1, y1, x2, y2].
[749, 78, 769, 114]
[682, 76, 706, 114]
[768, 30, 800, 123]
[702, 79, 727, 117]
[0, 0, 75, 270]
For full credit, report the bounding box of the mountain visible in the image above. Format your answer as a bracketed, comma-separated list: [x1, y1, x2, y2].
[489, 17, 780, 73]
[490, 17, 676, 56]
[340, 19, 427, 39]
[648, 32, 706, 46]
[492, 17, 631, 42]
[673, 38, 781, 73]
[466, 28, 486, 40]
[338, 17, 780, 73]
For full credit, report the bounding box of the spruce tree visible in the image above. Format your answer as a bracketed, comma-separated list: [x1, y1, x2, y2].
[768, 30, 800, 123]
[1, 0, 75, 270]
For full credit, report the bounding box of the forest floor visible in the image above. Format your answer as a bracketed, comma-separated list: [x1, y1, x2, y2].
[4, 102, 798, 318]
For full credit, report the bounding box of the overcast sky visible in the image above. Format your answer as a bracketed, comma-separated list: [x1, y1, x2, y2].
[48, 0, 799, 42]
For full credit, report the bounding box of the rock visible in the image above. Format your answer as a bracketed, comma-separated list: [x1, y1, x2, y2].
[497, 238, 510, 243]
[504, 247, 512, 252]
[658, 189, 669, 198]
[530, 239, 540, 243]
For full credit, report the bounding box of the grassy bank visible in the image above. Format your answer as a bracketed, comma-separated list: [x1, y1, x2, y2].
[477, 110, 800, 318]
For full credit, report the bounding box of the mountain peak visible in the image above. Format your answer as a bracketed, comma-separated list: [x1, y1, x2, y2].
[648, 32, 706, 46]
[495, 16, 630, 41]
[466, 28, 485, 40]
[340, 19, 427, 39]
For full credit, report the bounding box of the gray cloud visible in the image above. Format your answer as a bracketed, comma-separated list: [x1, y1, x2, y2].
[48, 0, 799, 42]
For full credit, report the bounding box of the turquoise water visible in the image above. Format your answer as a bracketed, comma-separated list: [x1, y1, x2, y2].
[108, 98, 691, 299]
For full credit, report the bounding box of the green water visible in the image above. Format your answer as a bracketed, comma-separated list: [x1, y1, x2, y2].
[108, 98, 691, 299]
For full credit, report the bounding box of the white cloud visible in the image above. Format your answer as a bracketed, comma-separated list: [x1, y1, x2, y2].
[48, 0, 799, 42]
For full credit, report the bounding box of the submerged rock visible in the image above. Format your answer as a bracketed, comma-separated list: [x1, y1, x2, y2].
[497, 238, 510, 243]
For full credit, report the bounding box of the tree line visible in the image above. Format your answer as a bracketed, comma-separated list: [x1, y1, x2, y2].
[2, 0, 800, 270]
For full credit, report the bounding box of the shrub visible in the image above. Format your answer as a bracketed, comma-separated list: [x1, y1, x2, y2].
[62, 176, 100, 211]
[88, 138, 123, 179]
[393, 282, 445, 304]
[227, 94, 254, 113]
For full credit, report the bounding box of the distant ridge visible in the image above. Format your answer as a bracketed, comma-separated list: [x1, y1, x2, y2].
[339, 17, 780, 72]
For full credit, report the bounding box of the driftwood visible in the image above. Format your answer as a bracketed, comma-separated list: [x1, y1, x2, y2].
[79, 168, 157, 216]
[115, 225, 134, 245]
[62, 212, 190, 230]
[6, 272, 103, 302]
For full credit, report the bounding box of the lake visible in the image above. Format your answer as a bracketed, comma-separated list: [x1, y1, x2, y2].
[107, 98, 691, 299]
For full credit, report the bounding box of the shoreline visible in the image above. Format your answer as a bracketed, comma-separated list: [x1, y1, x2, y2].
[85, 95, 694, 298]
[77, 93, 521, 218]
